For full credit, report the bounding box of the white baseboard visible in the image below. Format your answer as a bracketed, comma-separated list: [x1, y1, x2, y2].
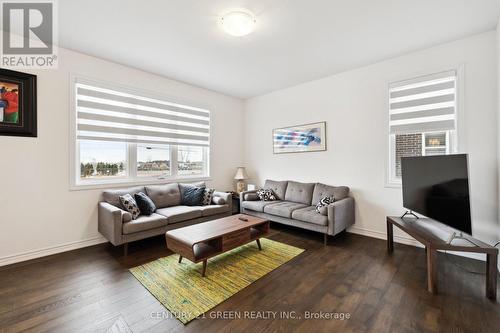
[347, 225, 489, 262]
[1, 225, 495, 268]
[347, 225, 422, 248]
[0, 236, 108, 267]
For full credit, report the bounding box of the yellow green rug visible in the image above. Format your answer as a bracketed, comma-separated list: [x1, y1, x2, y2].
[129, 238, 304, 324]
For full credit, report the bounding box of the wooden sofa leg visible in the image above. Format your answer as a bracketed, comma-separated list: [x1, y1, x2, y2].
[124, 243, 128, 257]
[324, 233, 328, 246]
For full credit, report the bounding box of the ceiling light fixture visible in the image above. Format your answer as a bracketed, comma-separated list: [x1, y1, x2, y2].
[219, 10, 256, 37]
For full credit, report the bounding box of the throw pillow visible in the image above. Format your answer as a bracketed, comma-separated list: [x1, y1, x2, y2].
[119, 194, 141, 220]
[257, 188, 277, 201]
[212, 196, 226, 205]
[122, 211, 133, 223]
[202, 188, 215, 206]
[244, 193, 259, 201]
[315, 196, 335, 215]
[134, 192, 156, 216]
[181, 186, 205, 206]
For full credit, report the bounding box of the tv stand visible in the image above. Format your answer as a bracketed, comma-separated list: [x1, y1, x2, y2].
[448, 231, 483, 247]
[386, 216, 498, 300]
[400, 210, 419, 219]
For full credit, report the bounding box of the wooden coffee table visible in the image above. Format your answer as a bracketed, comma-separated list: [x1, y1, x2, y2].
[165, 214, 270, 277]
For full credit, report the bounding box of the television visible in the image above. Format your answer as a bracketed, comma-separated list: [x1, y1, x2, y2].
[401, 154, 471, 234]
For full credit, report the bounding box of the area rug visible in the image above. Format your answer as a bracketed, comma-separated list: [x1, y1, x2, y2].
[129, 238, 304, 324]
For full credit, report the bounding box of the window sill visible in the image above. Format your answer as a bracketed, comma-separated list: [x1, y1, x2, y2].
[385, 181, 402, 189]
[69, 176, 212, 191]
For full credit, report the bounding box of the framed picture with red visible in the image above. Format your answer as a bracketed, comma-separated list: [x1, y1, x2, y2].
[0, 68, 37, 137]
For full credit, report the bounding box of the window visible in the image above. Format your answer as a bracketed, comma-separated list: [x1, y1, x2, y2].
[72, 78, 210, 187]
[137, 144, 170, 178]
[388, 70, 458, 185]
[79, 140, 127, 179]
[177, 145, 206, 176]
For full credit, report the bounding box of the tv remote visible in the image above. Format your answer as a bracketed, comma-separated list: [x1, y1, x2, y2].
[238, 217, 248, 222]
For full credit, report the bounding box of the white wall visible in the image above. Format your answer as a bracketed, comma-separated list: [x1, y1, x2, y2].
[0, 47, 244, 265]
[497, 19, 500, 245]
[243, 31, 499, 248]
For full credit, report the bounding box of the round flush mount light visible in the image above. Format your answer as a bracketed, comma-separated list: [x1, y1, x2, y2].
[219, 10, 256, 37]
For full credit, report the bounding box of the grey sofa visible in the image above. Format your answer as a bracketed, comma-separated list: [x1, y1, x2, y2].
[98, 182, 232, 254]
[240, 180, 354, 244]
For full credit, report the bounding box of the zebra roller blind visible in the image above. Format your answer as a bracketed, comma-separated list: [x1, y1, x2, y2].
[389, 70, 456, 134]
[76, 80, 210, 147]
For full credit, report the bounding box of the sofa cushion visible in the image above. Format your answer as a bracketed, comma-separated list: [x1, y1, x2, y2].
[292, 206, 328, 226]
[263, 180, 288, 200]
[145, 183, 181, 208]
[155, 206, 202, 224]
[312, 183, 350, 205]
[241, 200, 281, 212]
[103, 186, 145, 209]
[284, 181, 315, 205]
[199, 205, 230, 217]
[122, 213, 168, 234]
[264, 201, 308, 218]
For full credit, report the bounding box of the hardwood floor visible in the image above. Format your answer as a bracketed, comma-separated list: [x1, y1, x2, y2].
[0, 224, 499, 333]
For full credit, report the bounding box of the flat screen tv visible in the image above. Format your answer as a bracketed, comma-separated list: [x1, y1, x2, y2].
[401, 154, 471, 234]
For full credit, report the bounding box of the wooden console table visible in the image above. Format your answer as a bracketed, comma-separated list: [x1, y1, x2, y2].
[386, 216, 498, 300]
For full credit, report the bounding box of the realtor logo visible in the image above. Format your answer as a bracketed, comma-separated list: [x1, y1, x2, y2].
[1, 0, 57, 68]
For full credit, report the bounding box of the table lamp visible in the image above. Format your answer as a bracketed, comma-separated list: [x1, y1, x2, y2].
[234, 167, 248, 194]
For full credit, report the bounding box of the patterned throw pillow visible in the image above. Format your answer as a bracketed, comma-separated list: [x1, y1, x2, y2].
[134, 192, 156, 216]
[202, 188, 215, 206]
[119, 194, 141, 220]
[256, 188, 277, 201]
[315, 196, 335, 214]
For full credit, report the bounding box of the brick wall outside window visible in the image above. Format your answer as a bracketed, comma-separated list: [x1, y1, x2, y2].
[395, 133, 422, 177]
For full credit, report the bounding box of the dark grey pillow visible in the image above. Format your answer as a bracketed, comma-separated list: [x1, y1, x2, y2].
[181, 186, 205, 206]
[134, 192, 156, 216]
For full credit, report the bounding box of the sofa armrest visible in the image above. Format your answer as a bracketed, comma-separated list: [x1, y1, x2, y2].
[98, 202, 124, 246]
[327, 197, 355, 236]
[213, 191, 232, 211]
[239, 189, 258, 202]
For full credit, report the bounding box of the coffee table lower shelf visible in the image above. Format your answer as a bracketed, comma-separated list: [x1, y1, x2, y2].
[165, 215, 270, 277]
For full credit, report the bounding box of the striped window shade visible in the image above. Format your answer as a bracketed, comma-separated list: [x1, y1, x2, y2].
[389, 70, 456, 134]
[76, 81, 210, 147]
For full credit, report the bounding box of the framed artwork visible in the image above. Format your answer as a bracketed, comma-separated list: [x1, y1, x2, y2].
[273, 121, 326, 154]
[0, 68, 37, 137]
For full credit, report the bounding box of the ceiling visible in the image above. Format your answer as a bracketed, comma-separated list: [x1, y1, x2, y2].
[59, 0, 500, 99]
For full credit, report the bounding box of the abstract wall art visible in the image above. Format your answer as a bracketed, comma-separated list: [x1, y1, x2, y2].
[273, 121, 326, 154]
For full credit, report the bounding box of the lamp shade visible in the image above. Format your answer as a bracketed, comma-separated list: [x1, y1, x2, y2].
[234, 167, 248, 180]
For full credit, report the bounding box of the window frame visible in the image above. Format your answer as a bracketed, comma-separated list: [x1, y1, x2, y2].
[69, 74, 212, 190]
[385, 66, 464, 188]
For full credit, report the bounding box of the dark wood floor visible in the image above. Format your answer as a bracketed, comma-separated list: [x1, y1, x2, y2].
[1, 224, 499, 333]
